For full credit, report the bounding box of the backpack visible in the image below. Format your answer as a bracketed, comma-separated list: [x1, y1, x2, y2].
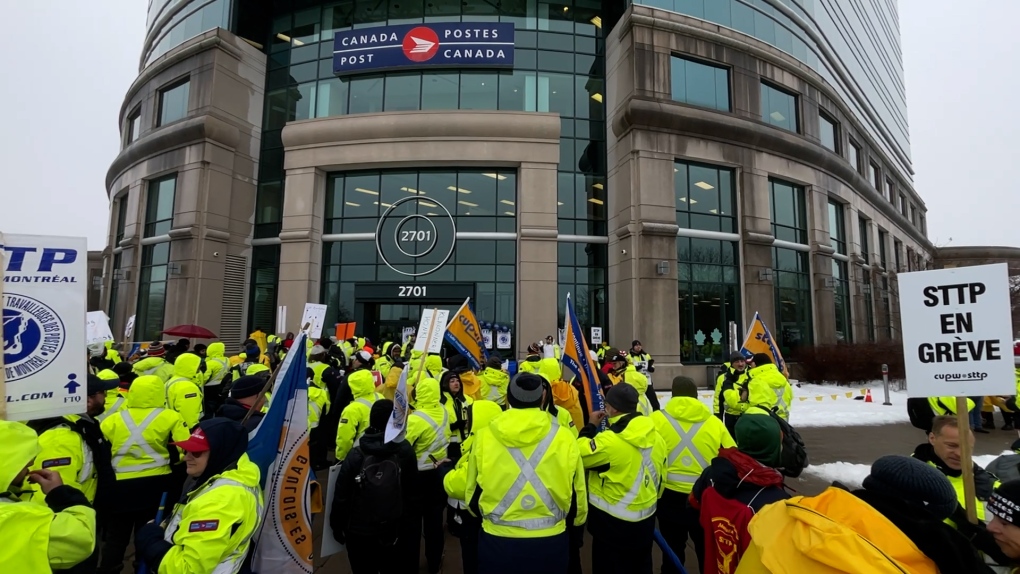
[345, 453, 403, 536]
[699, 486, 755, 574]
[755, 405, 808, 478]
[907, 397, 938, 432]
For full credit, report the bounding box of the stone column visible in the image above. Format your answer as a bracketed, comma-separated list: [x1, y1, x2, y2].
[809, 186, 836, 345]
[277, 167, 326, 335]
[739, 169, 776, 329]
[516, 162, 559, 358]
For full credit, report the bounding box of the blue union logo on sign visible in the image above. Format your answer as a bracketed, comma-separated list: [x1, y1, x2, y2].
[333, 22, 515, 76]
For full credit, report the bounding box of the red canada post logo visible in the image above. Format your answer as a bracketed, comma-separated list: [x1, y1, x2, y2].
[402, 27, 439, 62]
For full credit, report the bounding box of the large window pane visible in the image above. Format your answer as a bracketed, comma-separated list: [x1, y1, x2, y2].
[158, 79, 190, 126]
[421, 73, 459, 110]
[671, 56, 730, 112]
[349, 76, 384, 114]
[819, 112, 838, 152]
[384, 73, 422, 111]
[760, 82, 797, 132]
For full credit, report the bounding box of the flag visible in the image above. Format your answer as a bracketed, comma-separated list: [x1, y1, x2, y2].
[739, 312, 789, 377]
[385, 366, 410, 444]
[560, 293, 605, 421]
[444, 298, 488, 370]
[248, 332, 314, 573]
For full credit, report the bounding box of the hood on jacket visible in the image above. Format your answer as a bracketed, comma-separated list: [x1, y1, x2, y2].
[610, 413, 659, 449]
[127, 375, 166, 409]
[709, 448, 785, 500]
[749, 363, 786, 388]
[358, 429, 405, 457]
[550, 379, 578, 406]
[187, 418, 251, 490]
[133, 356, 167, 371]
[745, 487, 939, 574]
[348, 369, 377, 399]
[172, 352, 203, 379]
[424, 354, 443, 375]
[414, 377, 441, 407]
[469, 400, 503, 436]
[246, 363, 270, 376]
[96, 369, 120, 381]
[440, 371, 465, 401]
[624, 365, 649, 394]
[381, 341, 393, 357]
[537, 358, 563, 383]
[664, 396, 713, 422]
[489, 407, 554, 448]
[206, 342, 226, 359]
[0, 421, 40, 493]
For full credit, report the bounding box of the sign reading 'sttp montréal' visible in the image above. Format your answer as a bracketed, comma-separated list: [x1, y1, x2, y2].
[899, 263, 1015, 398]
[333, 22, 515, 76]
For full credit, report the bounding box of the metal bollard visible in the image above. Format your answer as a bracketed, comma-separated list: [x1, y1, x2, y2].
[881, 364, 892, 406]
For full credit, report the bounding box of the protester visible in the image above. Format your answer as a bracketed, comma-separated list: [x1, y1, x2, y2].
[465, 373, 588, 574]
[375, 342, 402, 379]
[578, 384, 666, 574]
[714, 352, 750, 435]
[689, 409, 791, 572]
[746, 353, 793, 420]
[98, 374, 191, 574]
[89, 342, 116, 372]
[164, 352, 206, 429]
[405, 377, 451, 574]
[988, 480, 1020, 572]
[133, 342, 174, 381]
[331, 400, 421, 574]
[651, 376, 735, 573]
[517, 342, 543, 374]
[478, 354, 510, 407]
[0, 420, 97, 573]
[442, 400, 505, 574]
[538, 358, 584, 430]
[201, 341, 231, 415]
[606, 350, 655, 415]
[441, 370, 473, 461]
[335, 370, 385, 461]
[737, 455, 994, 573]
[913, 415, 999, 524]
[97, 363, 133, 422]
[215, 375, 267, 433]
[134, 418, 263, 573]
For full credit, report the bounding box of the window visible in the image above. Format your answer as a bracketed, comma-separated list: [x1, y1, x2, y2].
[848, 139, 861, 173]
[125, 108, 142, 145]
[910, 205, 917, 226]
[894, 239, 902, 271]
[868, 162, 880, 190]
[899, 194, 908, 217]
[819, 111, 838, 153]
[158, 78, 190, 126]
[885, 179, 894, 203]
[145, 176, 176, 237]
[828, 201, 852, 342]
[769, 179, 812, 356]
[114, 197, 128, 245]
[136, 242, 170, 342]
[675, 161, 741, 363]
[878, 230, 892, 339]
[858, 216, 875, 341]
[907, 247, 915, 271]
[761, 82, 798, 132]
[249, 245, 281, 334]
[920, 213, 927, 235]
[858, 216, 870, 264]
[671, 56, 730, 112]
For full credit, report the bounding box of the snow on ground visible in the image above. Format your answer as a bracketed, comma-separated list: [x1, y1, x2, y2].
[803, 451, 1014, 489]
[656, 379, 910, 428]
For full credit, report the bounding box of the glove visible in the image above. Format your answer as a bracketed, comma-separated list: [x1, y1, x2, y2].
[136, 522, 173, 571]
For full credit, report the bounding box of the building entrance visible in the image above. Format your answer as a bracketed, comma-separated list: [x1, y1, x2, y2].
[354, 283, 474, 352]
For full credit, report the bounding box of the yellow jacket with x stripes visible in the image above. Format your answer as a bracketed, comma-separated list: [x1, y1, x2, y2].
[651, 396, 735, 494]
[100, 375, 191, 480]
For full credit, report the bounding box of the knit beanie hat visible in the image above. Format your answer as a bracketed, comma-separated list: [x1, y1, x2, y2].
[485, 355, 503, 370]
[147, 342, 166, 357]
[606, 384, 639, 414]
[370, 399, 394, 431]
[230, 376, 265, 399]
[671, 376, 698, 398]
[735, 414, 783, 467]
[752, 353, 772, 365]
[508, 373, 545, 409]
[862, 455, 959, 521]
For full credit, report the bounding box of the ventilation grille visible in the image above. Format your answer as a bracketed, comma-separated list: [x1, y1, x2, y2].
[220, 255, 246, 347]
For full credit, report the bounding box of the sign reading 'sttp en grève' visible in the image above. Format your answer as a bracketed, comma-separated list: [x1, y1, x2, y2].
[333, 22, 515, 76]
[899, 263, 1015, 398]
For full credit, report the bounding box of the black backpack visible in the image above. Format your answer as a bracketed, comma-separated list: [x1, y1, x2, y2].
[755, 405, 808, 478]
[907, 397, 940, 433]
[346, 453, 403, 536]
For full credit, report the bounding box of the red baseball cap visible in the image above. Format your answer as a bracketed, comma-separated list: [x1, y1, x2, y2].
[173, 428, 211, 453]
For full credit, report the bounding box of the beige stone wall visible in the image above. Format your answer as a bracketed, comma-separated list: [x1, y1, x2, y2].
[278, 110, 562, 355]
[104, 29, 266, 342]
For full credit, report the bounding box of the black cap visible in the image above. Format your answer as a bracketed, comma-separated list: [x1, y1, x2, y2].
[729, 352, 747, 363]
[606, 384, 639, 414]
[632, 340, 641, 347]
[989, 480, 1020, 525]
[751, 353, 772, 365]
[447, 354, 471, 374]
[508, 373, 545, 408]
[370, 399, 393, 431]
[862, 455, 958, 521]
[230, 376, 265, 399]
[671, 376, 698, 398]
[87, 374, 118, 395]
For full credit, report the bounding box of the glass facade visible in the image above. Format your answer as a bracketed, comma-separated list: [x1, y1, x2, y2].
[558, 242, 608, 337]
[769, 178, 812, 356]
[109, 198, 129, 327]
[828, 200, 851, 342]
[675, 161, 740, 362]
[321, 169, 524, 351]
[136, 177, 175, 342]
[145, 176, 176, 237]
[670, 56, 730, 112]
[144, 0, 232, 67]
[760, 82, 797, 132]
[158, 79, 190, 127]
[631, 0, 911, 179]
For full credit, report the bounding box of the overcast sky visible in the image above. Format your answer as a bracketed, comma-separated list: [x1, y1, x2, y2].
[0, 1, 1015, 250]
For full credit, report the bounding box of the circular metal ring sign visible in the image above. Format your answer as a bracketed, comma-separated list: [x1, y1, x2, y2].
[375, 195, 457, 277]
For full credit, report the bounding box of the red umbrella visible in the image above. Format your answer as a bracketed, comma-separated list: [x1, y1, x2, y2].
[162, 325, 217, 339]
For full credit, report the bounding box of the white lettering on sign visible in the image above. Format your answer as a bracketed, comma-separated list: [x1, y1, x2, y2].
[398, 286, 427, 297]
[337, 54, 375, 66]
[341, 32, 399, 47]
[443, 28, 500, 39]
[443, 48, 507, 59]
[401, 230, 432, 242]
[900, 263, 1015, 398]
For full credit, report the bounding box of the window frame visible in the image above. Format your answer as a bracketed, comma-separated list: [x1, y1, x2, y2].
[157, 77, 191, 127]
[125, 106, 142, 146]
[818, 110, 839, 154]
[848, 138, 862, 174]
[144, 175, 177, 238]
[868, 161, 880, 191]
[760, 81, 800, 133]
[669, 54, 732, 113]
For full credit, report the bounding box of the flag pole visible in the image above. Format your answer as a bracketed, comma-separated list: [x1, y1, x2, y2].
[956, 395, 979, 524]
[242, 322, 309, 425]
[413, 309, 441, 389]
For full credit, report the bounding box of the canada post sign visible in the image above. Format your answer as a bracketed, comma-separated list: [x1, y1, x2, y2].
[333, 22, 514, 76]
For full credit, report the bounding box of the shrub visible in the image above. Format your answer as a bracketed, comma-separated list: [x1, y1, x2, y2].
[791, 341, 905, 385]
